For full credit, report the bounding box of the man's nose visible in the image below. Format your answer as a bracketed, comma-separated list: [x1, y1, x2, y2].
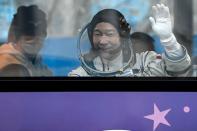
[99, 36, 108, 45]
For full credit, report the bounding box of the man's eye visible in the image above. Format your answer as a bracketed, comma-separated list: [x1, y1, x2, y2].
[94, 32, 101, 36]
[106, 33, 114, 37]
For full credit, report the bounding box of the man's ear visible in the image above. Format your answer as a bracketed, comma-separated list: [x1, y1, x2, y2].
[0, 64, 31, 77]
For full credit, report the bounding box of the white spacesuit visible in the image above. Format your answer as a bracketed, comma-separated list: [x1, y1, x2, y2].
[68, 4, 191, 77]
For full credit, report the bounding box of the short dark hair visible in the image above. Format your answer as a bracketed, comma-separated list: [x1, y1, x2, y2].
[10, 5, 47, 40]
[130, 32, 155, 51]
[130, 32, 154, 44]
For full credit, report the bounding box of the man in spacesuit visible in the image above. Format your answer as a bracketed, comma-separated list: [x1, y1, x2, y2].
[68, 4, 191, 76]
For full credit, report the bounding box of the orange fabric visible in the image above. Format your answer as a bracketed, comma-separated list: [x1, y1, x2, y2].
[0, 43, 22, 70]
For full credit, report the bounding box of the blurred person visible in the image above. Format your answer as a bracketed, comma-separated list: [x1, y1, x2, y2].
[130, 32, 155, 53]
[68, 4, 191, 77]
[0, 5, 52, 76]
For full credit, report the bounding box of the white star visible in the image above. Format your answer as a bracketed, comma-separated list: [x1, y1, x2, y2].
[144, 103, 171, 131]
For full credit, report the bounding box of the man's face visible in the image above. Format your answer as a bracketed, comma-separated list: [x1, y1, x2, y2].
[19, 36, 45, 56]
[93, 22, 121, 59]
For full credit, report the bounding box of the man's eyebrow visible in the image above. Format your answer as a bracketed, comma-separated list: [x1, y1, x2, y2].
[94, 29, 116, 32]
[93, 29, 101, 32]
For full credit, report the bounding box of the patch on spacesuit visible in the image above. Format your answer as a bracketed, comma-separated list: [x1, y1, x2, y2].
[156, 54, 162, 59]
[151, 54, 162, 65]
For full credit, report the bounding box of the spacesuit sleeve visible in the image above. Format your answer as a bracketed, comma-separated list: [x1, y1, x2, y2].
[162, 45, 191, 76]
[160, 33, 191, 76]
[142, 46, 191, 77]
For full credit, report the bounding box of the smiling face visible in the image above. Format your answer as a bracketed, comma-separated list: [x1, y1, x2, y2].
[92, 22, 122, 60]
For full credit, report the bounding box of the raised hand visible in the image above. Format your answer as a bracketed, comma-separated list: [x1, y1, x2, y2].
[149, 4, 173, 42]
